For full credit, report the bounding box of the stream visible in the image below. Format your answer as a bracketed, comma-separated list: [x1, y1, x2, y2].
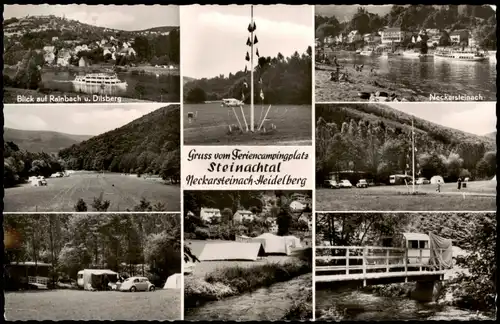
[184, 274, 312, 321]
[316, 289, 494, 321]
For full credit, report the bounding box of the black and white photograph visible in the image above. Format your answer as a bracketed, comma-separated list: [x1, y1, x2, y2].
[183, 190, 313, 321]
[315, 102, 496, 211]
[315, 5, 497, 102]
[4, 103, 180, 212]
[3, 213, 182, 320]
[315, 212, 496, 321]
[182, 5, 313, 145]
[3, 4, 180, 104]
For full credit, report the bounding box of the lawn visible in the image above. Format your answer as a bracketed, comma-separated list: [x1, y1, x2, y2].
[4, 289, 181, 321]
[183, 103, 312, 145]
[4, 172, 180, 212]
[316, 181, 496, 211]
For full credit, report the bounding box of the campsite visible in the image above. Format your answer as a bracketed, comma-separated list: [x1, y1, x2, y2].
[183, 190, 313, 321]
[4, 213, 182, 321]
[315, 212, 496, 321]
[183, 103, 312, 145]
[4, 171, 181, 212]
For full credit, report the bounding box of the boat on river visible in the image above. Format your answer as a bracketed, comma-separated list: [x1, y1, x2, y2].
[434, 49, 488, 61]
[72, 73, 128, 88]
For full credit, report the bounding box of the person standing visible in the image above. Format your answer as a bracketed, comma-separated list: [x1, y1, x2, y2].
[436, 181, 441, 193]
[457, 177, 462, 190]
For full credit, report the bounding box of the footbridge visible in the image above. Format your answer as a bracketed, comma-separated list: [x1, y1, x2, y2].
[315, 246, 450, 301]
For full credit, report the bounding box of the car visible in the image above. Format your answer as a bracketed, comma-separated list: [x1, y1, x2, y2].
[117, 276, 155, 292]
[339, 180, 353, 188]
[324, 179, 340, 189]
[356, 179, 368, 188]
[416, 177, 430, 185]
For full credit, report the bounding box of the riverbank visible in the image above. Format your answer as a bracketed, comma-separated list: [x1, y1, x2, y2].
[3, 87, 156, 104]
[316, 66, 428, 102]
[184, 260, 311, 309]
[282, 283, 313, 320]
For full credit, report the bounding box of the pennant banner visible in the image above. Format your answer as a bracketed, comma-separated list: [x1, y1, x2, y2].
[244, 65, 248, 73]
[254, 35, 259, 45]
[256, 48, 260, 57]
[246, 37, 252, 47]
[245, 52, 250, 61]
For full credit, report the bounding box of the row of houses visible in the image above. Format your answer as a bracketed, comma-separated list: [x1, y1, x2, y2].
[318, 27, 476, 47]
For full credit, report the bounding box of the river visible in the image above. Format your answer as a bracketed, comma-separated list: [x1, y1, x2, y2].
[184, 274, 312, 321]
[318, 51, 496, 100]
[316, 289, 494, 321]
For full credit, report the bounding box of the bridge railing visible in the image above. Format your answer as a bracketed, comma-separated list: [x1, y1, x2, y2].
[315, 246, 448, 277]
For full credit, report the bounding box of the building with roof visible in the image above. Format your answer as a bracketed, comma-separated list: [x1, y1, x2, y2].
[233, 210, 255, 222]
[381, 27, 406, 44]
[200, 208, 221, 222]
[449, 29, 470, 45]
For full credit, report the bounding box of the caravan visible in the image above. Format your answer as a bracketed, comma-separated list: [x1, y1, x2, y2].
[77, 269, 118, 290]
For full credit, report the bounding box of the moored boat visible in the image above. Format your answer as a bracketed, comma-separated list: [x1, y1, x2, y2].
[433, 49, 488, 61]
[72, 73, 128, 87]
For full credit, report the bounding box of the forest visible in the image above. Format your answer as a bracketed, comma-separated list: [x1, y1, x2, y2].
[4, 141, 64, 188]
[316, 104, 496, 185]
[316, 212, 496, 314]
[184, 47, 312, 105]
[58, 105, 180, 183]
[184, 191, 312, 240]
[316, 5, 496, 49]
[3, 213, 181, 289]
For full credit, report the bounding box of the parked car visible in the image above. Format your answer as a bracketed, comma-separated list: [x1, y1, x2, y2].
[118, 276, 155, 292]
[356, 179, 368, 188]
[339, 180, 353, 188]
[416, 177, 430, 185]
[324, 179, 340, 189]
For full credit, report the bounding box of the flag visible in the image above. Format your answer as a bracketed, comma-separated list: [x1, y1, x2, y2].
[246, 37, 252, 46]
[256, 48, 260, 57]
[244, 65, 247, 73]
[260, 89, 264, 100]
[248, 22, 256, 33]
[258, 77, 262, 84]
[243, 81, 248, 88]
[415, 147, 418, 152]
[253, 22, 256, 31]
[254, 35, 259, 45]
[245, 52, 250, 61]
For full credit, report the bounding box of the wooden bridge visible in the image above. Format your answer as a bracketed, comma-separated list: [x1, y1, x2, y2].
[315, 246, 449, 285]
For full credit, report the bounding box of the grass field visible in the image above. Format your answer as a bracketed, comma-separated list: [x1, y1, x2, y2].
[316, 181, 496, 211]
[5, 289, 181, 321]
[185, 240, 293, 278]
[183, 103, 312, 145]
[4, 172, 180, 212]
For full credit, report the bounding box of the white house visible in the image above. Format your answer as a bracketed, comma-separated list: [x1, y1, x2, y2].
[200, 208, 221, 222]
[381, 27, 406, 44]
[233, 210, 255, 223]
[347, 30, 362, 43]
[56, 49, 72, 66]
[324, 36, 335, 44]
[290, 200, 306, 212]
[449, 30, 469, 45]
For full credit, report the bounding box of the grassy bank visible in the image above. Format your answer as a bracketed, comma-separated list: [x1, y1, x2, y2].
[362, 282, 416, 298]
[282, 285, 313, 320]
[184, 260, 311, 309]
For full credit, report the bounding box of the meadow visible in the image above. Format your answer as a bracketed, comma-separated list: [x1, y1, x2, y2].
[316, 180, 496, 211]
[4, 172, 180, 212]
[4, 289, 181, 321]
[183, 103, 312, 145]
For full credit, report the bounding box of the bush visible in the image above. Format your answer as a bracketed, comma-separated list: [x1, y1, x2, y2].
[194, 227, 210, 240]
[74, 198, 88, 212]
[282, 286, 313, 320]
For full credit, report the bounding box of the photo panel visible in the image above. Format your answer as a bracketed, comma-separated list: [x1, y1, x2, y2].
[315, 102, 496, 211]
[314, 5, 496, 102]
[181, 5, 313, 146]
[4, 103, 181, 213]
[3, 4, 180, 104]
[3, 213, 182, 321]
[314, 212, 496, 321]
[183, 190, 313, 321]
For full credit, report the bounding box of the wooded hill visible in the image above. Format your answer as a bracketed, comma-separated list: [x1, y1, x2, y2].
[184, 48, 312, 105]
[4, 213, 181, 288]
[4, 127, 92, 154]
[58, 105, 180, 182]
[316, 104, 496, 184]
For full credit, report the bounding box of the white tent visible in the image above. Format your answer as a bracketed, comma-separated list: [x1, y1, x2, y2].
[164, 273, 182, 289]
[199, 242, 265, 261]
[430, 175, 445, 184]
[492, 175, 496, 181]
[251, 233, 292, 255]
[284, 235, 303, 249]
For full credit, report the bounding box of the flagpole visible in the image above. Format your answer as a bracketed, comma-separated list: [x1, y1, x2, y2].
[250, 5, 255, 132]
[412, 118, 415, 193]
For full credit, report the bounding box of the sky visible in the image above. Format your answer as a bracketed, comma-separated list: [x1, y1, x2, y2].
[181, 5, 313, 79]
[4, 103, 168, 136]
[3, 4, 179, 30]
[386, 102, 496, 136]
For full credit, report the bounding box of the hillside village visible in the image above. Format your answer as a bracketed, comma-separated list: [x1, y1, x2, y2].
[3, 15, 179, 68]
[186, 191, 313, 238]
[315, 5, 496, 51]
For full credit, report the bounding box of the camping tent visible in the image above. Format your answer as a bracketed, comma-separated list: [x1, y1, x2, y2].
[428, 232, 453, 269]
[164, 273, 182, 289]
[251, 233, 292, 255]
[79, 269, 118, 291]
[492, 175, 496, 181]
[284, 235, 303, 249]
[430, 175, 445, 184]
[198, 242, 265, 261]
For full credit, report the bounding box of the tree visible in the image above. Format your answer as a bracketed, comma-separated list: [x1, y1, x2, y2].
[185, 87, 207, 104]
[221, 208, 234, 224]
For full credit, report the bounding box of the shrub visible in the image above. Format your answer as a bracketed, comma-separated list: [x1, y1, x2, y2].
[74, 198, 87, 212]
[194, 227, 210, 240]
